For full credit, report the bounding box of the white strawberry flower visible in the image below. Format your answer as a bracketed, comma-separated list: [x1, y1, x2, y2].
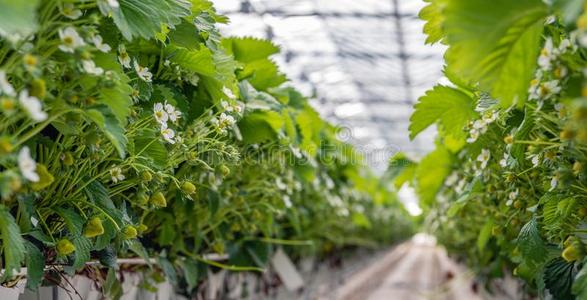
[58, 27, 85, 53]
[62, 3, 82, 20]
[506, 189, 518, 206]
[109, 166, 125, 183]
[550, 174, 559, 191]
[221, 101, 232, 112]
[0, 70, 16, 96]
[117, 44, 131, 68]
[107, 0, 119, 8]
[82, 60, 104, 76]
[160, 123, 176, 144]
[19, 90, 47, 122]
[222, 86, 236, 99]
[477, 149, 491, 169]
[499, 152, 509, 167]
[467, 128, 480, 143]
[153, 102, 169, 125]
[134, 60, 152, 82]
[91, 35, 111, 53]
[18, 146, 39, 182]
[165, 102, 181, 123]
[538, 38, 556, 70]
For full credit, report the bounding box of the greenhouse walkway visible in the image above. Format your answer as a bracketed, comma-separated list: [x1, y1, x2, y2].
[333, 234, 520, 300]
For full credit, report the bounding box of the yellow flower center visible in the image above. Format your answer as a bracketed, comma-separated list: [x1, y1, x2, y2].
[63, 36, 73, 46]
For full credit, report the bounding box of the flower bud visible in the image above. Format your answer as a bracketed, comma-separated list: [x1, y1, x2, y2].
[503, 135, 513, 144]
[136, 191, 149, 205]
[150, 192, 167, 208]
[141, 170, 152, 182]
[122, 226, 138, 239]
[81, 51, 92, 60]
[56, 239, 76, 255]
[84, 216, 105, 238]
[181, 181, 196, 194]
[61, 152, 74, 166]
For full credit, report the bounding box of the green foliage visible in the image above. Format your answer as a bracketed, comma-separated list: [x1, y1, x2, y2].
[408, 1, 587, 298]
[0, 0, 413, 292]
[109, 0, 192, 41]
[409, 85, 476, 143]
[0, 0, 38, 39]
[439, 0, 548, 106]
[0, 205, 25, 280]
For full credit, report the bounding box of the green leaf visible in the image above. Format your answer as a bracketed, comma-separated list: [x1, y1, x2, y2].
[573, 260, 587, 299]
[553, 0, 584, 26]
[409, 85, 476, 142]
[166, 44, 215, 76]
[477, 220, 493, 253]
[0, 205, 25, 280]
[157, 256, 178, 286]
[132, 129, 168, 169]
[544, 258, 576, 300]
[517, 217, 548, 265]
[238, 110, 284, 144]
[241, 59, 287, 91]
[85, 105, 128, 159]
[414, 146, 452, 207]
[0, 0, 38, 40]
[108, 0, 192, 41]
[102, 268, 122, 300]
[223, 37, 280, 63]
[419, 0, 447, 44]
[55, 208, 92, 269]
[24, 240, 45, 291]
[178, 258, 201, 291]
[99, 82, 133, 126]
[296, 106, 323, 156]
[442, 0, 547, 107]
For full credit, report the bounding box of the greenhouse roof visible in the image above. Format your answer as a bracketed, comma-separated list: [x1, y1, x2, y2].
[216, 0, 446, 170]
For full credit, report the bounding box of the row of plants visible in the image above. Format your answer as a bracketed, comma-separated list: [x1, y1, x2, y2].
[0, 0, 413, 296]
[388, 0, 587, 299]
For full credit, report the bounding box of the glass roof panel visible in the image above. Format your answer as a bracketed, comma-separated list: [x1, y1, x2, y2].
[216, 0, 445, 171]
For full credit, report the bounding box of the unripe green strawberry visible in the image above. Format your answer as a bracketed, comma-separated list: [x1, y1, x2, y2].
[137, 224, 148, 233]
[181, 181, 196, 194]
[30, 164, 54, 191]
[220, 165, 230, 177]
[122, 226, 138, 239]
[562, 244, 581, 262]
[30, 78, 46, 99]
[0, 136, 13, 154]
[141, 170, 152, 182]
[56, 239, 76, 255]
[136, 191, 149, 205]
[61, 152, 74, 166]
[84, 217, 105, 238]
[150, 192, 167, 208]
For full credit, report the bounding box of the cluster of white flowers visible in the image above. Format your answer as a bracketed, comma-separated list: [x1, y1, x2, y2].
[528, 35, 576, 104]
[476, 149, 491, 170]
[210, 113, 236, 135]
[154, 102, 182, 144]
[505, 189, 518, 206]
[467, 110, 498, 143]
[134, 61, 153, 82]
[18, 146, 39, 182]
[109, 166, 125, 183]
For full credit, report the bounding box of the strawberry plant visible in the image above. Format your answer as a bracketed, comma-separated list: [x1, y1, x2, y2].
[396, 0, 587, 298]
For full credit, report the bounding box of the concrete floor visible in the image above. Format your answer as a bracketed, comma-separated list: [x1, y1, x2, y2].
[334, 234, 520, 300]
